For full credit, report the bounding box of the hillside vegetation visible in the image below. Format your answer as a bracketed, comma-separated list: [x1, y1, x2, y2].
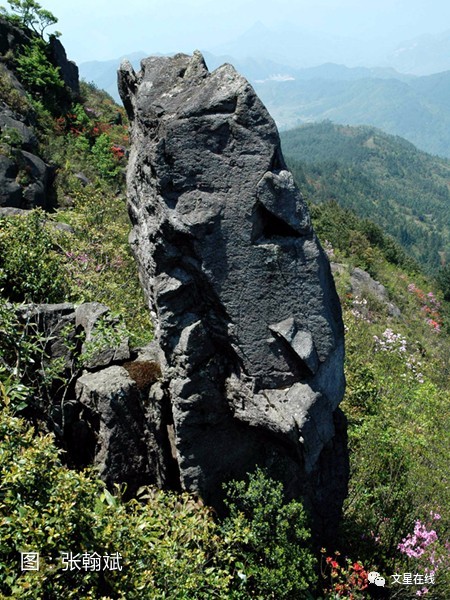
[281, 121, 450, 273]
[0, 3, 449, 598]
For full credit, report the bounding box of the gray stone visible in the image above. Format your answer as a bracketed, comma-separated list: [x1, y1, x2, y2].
[75, 366, 155, 491]
[20, 150, 50, 208]
[0, 155, 21, 207]
[74, 172, 90, 186]
[75, 301, 110, 334]
[0, 112, 37, 150]
[0, 149, 51, 209]
[48, 36, 79, 97]
[16, 303, 77, 368]
[75, 302, 130, 369]
[119, 51, 348, 539]
[0, 206, 28, 217]
[350, 267, 401, 317]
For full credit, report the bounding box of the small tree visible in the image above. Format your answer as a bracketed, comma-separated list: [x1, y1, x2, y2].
[437, 264, 450, 302]
[222, 468, 317, 599]
[1, 0, 60, 39]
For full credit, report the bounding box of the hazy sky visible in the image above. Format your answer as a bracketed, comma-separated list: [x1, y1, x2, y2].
[4, 0, 450, 64]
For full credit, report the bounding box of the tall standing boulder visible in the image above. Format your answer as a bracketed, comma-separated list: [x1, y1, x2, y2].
[118, 51, 348, 540]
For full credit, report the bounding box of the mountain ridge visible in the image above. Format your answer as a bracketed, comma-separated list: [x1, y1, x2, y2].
[281, 121, 450, 271]
[79, 53, 450, 158]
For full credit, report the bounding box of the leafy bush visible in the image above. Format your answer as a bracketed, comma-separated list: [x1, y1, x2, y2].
[0, 126, 23, 157]
[0, 209, 68, 303]
[91, 133, 121, 182]
[221, 468, 316, 599]
[15, 37, 64, 109]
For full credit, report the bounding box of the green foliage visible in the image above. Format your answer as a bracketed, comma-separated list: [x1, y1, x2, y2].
[222, 468, 316, 599]
[0, 66, 30, 115]
[15, 36, 64, 107]
[56, 185, 152, 346]
[91, 133, 121, 181]
[78, 313, 129, 367]
[437, 264, 450, 302]
[0, 296, 69, 414]
[1, 0, 59, 38]
[335, 264, 450, 585]
[282, 122, 450, 272]
[0, 209, 68, 303]
[309, 200, 417, 277]
[0, 126, 23, 157]
[0, 397, 317, 598]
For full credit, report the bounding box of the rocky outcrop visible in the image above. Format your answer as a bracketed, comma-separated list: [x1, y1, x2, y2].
[48, 36, 79, 97]
[350, 267, 401, 317]
[16, 302, 162, 495]
[119, 52, 348, 539]
[0, 16, 29, 55]
[0, 17, 79, 209]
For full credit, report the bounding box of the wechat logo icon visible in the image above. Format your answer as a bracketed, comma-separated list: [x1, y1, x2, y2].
[368, 571, 386, 587]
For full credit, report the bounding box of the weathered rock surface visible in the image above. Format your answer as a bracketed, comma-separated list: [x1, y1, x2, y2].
[48, 36, 79, 97]
[350, 266, 401, 317]
[15, 302, 164, 493]
[75, 366, 155, 491]
[119, 52, 348, 538]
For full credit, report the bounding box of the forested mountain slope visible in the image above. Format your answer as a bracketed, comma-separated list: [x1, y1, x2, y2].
[281, 121, 450, 272]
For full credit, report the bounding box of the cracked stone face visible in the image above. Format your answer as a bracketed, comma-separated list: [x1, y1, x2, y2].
[118, 51, 348, 540]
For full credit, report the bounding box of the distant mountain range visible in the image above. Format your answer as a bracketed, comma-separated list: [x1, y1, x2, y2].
[254, 69, 450, 157]
[387, 30, 450, 75]
[280, 122, 450, 271]
[80, 52, 450, 158]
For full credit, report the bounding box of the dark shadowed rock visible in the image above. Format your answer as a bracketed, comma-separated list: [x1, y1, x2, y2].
[0, 155, 22, 207]
[19, 150, 50, 207]
[0, 16, 30, 55]
[75, 366, 156, 493]
[118, 51, 348, 540]
[48, 36, 79, 97]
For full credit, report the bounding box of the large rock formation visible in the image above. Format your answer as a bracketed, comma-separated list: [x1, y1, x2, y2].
[118, 52, 348, 538]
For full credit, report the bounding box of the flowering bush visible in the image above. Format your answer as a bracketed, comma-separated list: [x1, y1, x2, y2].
[373, 328, 407, 354]
[320, 550, 369, 599]
[373, 328, 424, 383]
[396, 511, 450, 597]
[408, 283, 442, 332]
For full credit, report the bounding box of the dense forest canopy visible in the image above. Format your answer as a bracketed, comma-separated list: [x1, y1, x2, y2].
[281, 121, 450, 273]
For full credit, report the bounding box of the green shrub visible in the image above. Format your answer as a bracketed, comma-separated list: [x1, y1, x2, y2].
[221, 468, 316, 599]
[90, 133, 121, 182]
[56, 186, 152, 346]
[0, 126, 23, 157]
[15, 37, 63, 104]
[0, 390, 320, 599]
[0, 209, 68, 303]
